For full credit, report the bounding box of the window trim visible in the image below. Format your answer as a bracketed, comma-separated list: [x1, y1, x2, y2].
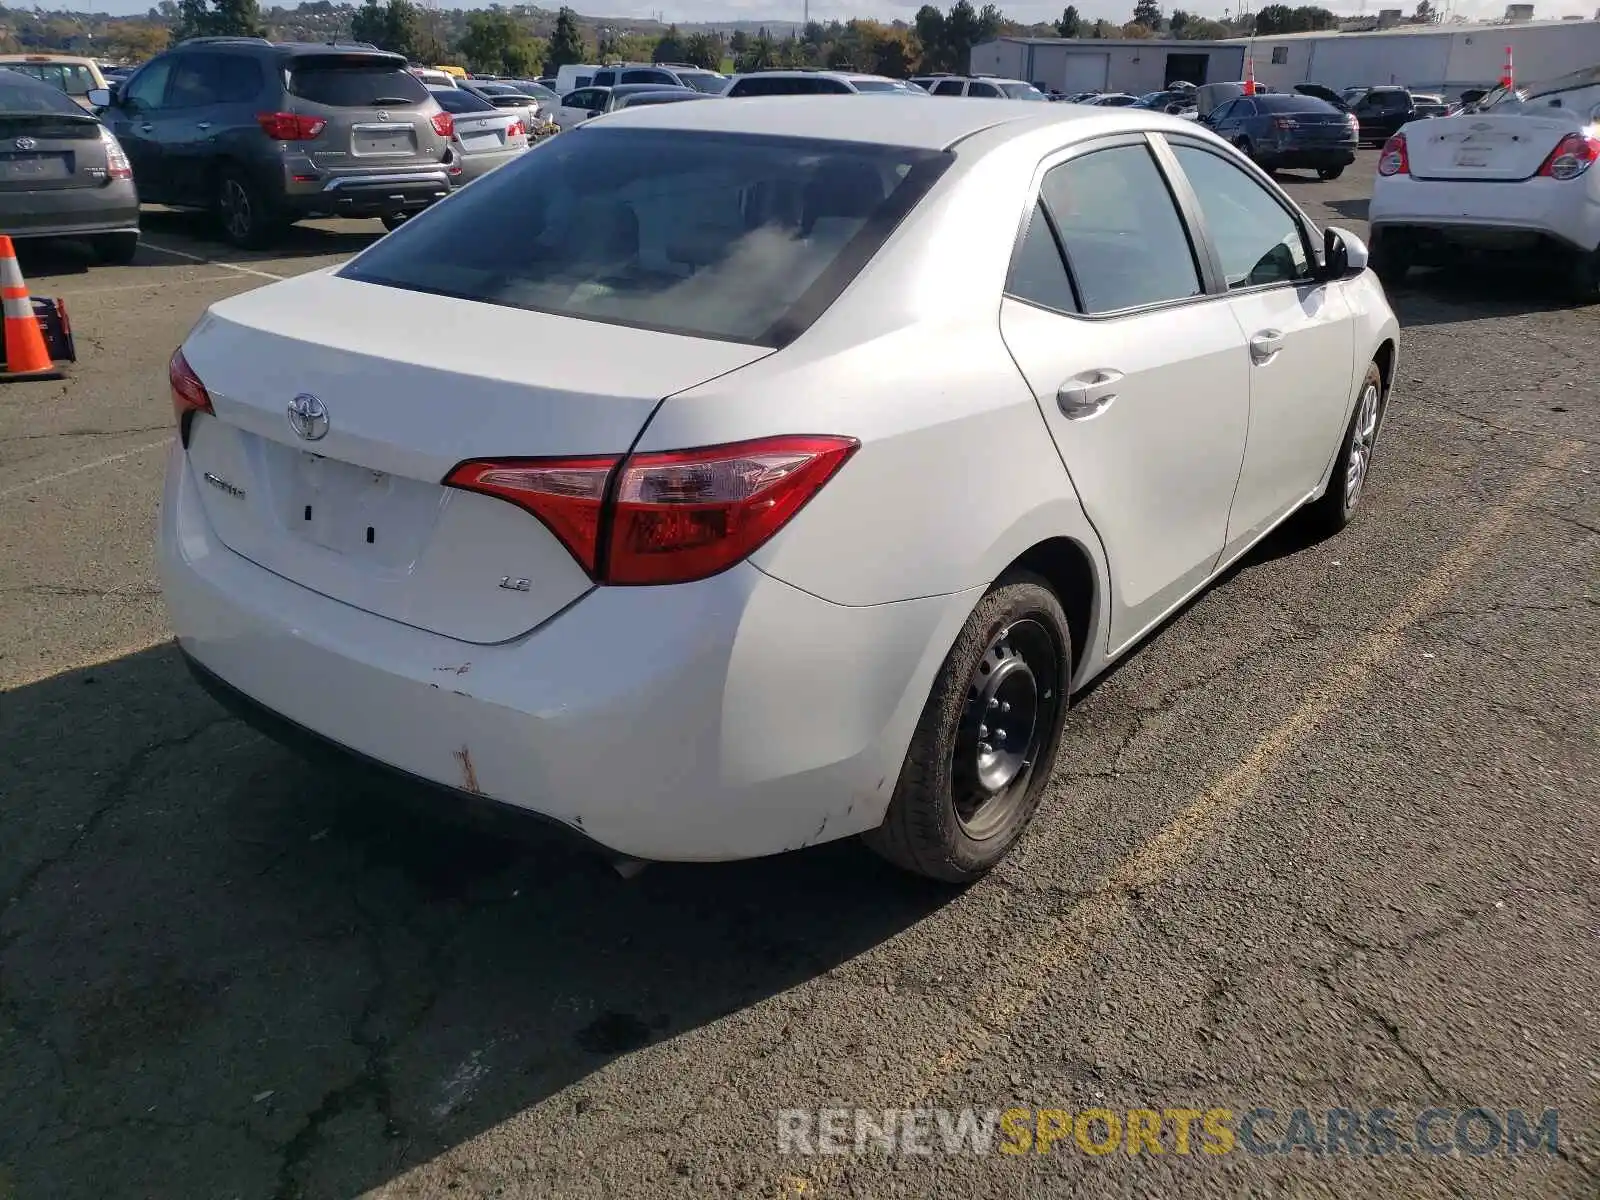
[1153, 132, 1324, 296]
[1003, 131, 1216, 322]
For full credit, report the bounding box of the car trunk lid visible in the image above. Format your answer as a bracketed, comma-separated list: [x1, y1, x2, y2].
[0, 113, 106, 191]
[1403, 111, 1580, 181]
[451, 109, 516, 153]
[180, 271, 773, 644]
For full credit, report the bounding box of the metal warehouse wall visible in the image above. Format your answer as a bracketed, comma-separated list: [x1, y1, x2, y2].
[974, 42, 1245, 95]
[1237, 20, 1600, 97]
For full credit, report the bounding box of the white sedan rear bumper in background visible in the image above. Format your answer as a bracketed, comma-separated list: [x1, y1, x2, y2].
[158, 444, 975, 862]
[1369, 173, 1600, 253]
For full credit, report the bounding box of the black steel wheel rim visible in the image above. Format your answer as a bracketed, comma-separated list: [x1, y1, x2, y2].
[951, 615, 1062, 841]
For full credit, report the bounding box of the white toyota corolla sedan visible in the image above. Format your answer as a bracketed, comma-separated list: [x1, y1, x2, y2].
[159, 96, 1399, 882]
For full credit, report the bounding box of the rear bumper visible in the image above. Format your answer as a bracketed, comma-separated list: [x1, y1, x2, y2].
[280, 167, 452, 219]
[1260, 145, 1357, 168]
[1369, 174, 1600, 254]
[450, 146, 525, 186]
[157, 442, 973, 863]
[0, 178, 139, 238]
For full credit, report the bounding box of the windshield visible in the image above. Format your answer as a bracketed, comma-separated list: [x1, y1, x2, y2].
[849, 78, 923, 94]
[1255, 93, 1339, 114]
[341, 128, 951, 346]
[1, 60, 98, 97]
[1000, 82, 1048, 100]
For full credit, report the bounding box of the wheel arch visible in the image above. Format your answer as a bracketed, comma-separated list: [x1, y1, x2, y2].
[998, 535, 1101, 686]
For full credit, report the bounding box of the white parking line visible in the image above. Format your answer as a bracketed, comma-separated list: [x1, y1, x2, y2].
[0, 438, 171, 502]
[140, 241, 287, 282]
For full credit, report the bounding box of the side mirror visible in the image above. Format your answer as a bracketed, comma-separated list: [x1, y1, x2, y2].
[1322, 226, 1368, 280]
[586, 109, 602, 119]
[87, 87, 112, 109]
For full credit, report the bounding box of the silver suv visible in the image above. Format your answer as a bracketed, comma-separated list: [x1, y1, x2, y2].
[100, 37, 453, 247]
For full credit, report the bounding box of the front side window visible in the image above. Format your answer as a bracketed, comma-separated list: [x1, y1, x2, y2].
[1170, 143, 1311, 288]
[1038, 144, 1202, 314]
[341, 128, 951, 345]
[166, 56, 223, 108]
[121, 58, 172, 111]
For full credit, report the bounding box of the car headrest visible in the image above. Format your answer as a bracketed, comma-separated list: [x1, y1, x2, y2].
[802, 161, 885, 235]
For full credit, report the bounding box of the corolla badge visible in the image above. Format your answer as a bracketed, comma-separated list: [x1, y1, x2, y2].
[287, 393, 330, 441]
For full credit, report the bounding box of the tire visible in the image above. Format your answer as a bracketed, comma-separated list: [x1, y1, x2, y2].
[215, 167, 284, 250]
[1317, 165, 1345, 180]
[1300, 361, 1385, 539]
[1564, 246, 1600, 303]
[91, 231, 139, 265]
[1235, 137, 1256, 164]
[1370, 230, 1413, 285]
[864, 573, 1072, 883]
[380, 213, 409, 232]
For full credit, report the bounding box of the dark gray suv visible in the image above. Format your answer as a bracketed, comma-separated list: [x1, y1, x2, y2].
[100, 37, 453, 248]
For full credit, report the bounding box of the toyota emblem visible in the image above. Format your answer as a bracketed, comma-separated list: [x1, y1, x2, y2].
[287, 393, 330, 441]
[377, 110, 390, 121]
[14, 136, 35, 150]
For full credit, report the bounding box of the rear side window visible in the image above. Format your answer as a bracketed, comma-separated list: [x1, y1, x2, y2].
[677, 72, 726, 94]
[933, 80, 964, 96]
[729, 76, 843, 96]
[1039, 145, 1201, 314]
[1006, 202, 1079, 314]
[341, 128, 950, 346]
[621, 69, 674, 85]
[288, 56, 429, 107]
[967, 81, 1000, 98]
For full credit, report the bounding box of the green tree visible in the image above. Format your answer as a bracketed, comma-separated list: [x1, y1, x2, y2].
[1054, 4, 1081, 36]
[1090, 17, 1113, 35]
[653, 23, 684, 63]
[545, 6, 587, 73]
[351, 0, 423, 58]
[913, 4, 945, 70]
[681, 31, 724, 69]
[170, 0, 263, 40]
[1167, 7, 1188, 33]
[459, 8, 538, 76]
[1254, 3, 1293, 33]
[729, 29, 750, 55]
[1131, 0, 1162, 28]
[171, 0, 210, 39]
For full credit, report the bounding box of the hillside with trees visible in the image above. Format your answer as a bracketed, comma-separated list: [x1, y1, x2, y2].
[0, 0, 1274, 76]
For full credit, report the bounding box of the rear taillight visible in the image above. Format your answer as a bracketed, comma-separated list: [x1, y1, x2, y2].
[169, 348, 213, 427]
[100, 126, 132, 180]
[256, 112, 326, 141]
[431, 111, 454, 138]
[1536, 132, 1600, 180]
[506, 120, 525, 138]
[445, 435, 860, 585]
[1377, 133, 1410, 177]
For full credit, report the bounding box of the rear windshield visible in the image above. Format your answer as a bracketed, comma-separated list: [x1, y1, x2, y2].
[2, 60, 98, 97]
[288, 56, 429, 107]
[730, 76, 847, 96]
[676, 71, 727, 94]
[0, 71, 93, 115]
[1255, 93, 1339, 113]
[432, 87, 494, 114]
[341, 127, 950, 346]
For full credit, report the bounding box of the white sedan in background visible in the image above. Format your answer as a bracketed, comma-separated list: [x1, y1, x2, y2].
[1369, 66, 1600, 299]
[159, 97, 1398, 882]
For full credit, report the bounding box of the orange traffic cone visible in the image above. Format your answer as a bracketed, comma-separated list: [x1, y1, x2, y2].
[1499, 45, 1514, 90]
[1244, 53, 1257, 96]
[0, 235, 59, 379]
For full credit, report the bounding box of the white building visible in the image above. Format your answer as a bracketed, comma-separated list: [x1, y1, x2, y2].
[1224, 18, 1600, 98]
[968, 37, 1248, 96]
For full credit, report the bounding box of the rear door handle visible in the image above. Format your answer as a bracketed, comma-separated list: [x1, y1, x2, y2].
[196, 121, 211, 130]
[1249, 330, 1284, 364]
[139, 123, 153, 133]
[1056, 369, 1124, 420]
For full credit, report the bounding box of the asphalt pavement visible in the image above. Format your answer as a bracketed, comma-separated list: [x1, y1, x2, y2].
[1, 158, 1596, 1200]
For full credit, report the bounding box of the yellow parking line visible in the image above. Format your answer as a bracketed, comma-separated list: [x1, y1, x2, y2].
[788, 435, 1585, 1196]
